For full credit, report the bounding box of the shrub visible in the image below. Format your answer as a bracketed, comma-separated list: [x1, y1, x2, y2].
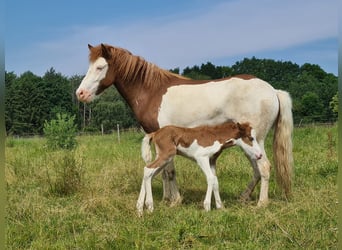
[43, 113, 77, 150]
[46, 151, 83, 196]
[43, 113, 82, 195]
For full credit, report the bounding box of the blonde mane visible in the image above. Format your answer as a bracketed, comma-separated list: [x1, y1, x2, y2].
[89, 44, 188, 89]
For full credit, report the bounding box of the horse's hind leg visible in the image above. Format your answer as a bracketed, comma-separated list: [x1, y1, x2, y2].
[256, 156, 271, 207]
[161, 160, 182, 206]
[240, 140, 264, 202]
[240, 158, 260, 202]
[241, 145, 271, 207]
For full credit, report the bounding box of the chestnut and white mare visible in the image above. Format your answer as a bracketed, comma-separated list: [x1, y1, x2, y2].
[76, 44, 294, 207]
[137, 122, 262, 215]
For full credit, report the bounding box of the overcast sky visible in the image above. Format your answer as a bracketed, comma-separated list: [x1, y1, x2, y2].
[5, 0, 338, 76]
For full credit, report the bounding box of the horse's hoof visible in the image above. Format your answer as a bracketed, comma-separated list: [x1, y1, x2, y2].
[137, 210, 144, 217]
[239, 194, 251, 203]
[169, 196, 183, 207]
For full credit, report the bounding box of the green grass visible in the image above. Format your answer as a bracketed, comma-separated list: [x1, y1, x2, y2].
[6, 125, 338, 249]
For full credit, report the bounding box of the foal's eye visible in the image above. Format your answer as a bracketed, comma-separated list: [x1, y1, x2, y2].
[96, 66, 103, 70]
[249, 136, 254, 141]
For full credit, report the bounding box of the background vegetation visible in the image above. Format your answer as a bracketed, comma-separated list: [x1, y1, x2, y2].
[5, 57, 338, 135]
[5, 125, 337, 249]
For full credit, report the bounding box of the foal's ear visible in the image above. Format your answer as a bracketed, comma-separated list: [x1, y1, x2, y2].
[88, 44, 93, 50]
[237, 122, 248, 130]
[237, 122, 242, 130]
[101, 43, 111, 59]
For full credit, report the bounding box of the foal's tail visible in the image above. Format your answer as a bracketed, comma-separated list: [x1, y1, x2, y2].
[273, 90, 294, 198]
[141, 133, 153, 163]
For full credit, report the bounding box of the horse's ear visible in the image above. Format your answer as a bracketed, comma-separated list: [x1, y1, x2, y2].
[88, 44, 93, 50]
[101, 43, 111, 59]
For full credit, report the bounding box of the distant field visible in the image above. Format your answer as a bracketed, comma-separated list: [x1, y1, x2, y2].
[6, 125, 337, 249]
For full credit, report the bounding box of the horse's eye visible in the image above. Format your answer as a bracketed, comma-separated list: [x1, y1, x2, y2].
[96, 66, 103, 71]
[249, 136, 254, 141]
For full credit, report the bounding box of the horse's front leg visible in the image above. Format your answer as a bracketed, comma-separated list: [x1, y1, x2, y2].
[161, 160, 182, 205]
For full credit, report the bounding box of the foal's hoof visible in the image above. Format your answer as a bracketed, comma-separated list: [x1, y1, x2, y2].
[217, 204, 225, 210]
[257, 200, 269, 207]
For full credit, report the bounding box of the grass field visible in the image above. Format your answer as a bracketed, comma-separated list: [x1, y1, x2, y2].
[6, 125, 338, 249]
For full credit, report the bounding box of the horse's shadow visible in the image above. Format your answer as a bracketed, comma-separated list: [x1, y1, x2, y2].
[151, 185, 258, 209]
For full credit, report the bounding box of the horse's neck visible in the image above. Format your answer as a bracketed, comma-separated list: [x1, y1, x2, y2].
[114, 81, 142, 111]
[114, 80, 161, 132]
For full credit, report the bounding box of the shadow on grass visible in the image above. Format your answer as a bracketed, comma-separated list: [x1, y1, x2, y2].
[148, 184, 260, 210]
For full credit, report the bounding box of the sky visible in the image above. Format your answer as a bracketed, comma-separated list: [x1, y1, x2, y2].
[5, 0, 338, 77]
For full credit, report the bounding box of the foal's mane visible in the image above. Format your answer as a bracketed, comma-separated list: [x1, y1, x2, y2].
[89, 44, 188, 88]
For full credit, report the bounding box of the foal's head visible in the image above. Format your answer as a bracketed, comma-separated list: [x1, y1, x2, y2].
[231, 123, 263, 160]
[76, 44, 125, 102]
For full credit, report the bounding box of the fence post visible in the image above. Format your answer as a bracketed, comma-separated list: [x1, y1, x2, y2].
[117, 124, 120, 143]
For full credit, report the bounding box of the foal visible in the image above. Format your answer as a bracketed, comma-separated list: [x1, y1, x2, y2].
[136, 122, 262, 215]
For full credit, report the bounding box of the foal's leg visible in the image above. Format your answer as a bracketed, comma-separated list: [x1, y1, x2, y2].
[136, 156, 171, 215]
[197, 157, 219, 211]
[144, 165, 165, 212]
[136, 177, 147, 216]
[161, 160, 182, 205]
[209, 157, 223, 209]
[145, 154, 173, 211]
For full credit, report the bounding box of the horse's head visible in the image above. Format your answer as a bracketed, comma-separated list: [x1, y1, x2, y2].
[232, 122, 263, 161]
[76, 44, 115, 103]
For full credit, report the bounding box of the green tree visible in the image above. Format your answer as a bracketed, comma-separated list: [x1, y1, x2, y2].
[330, 93, 338, 115]
[88, 87, 138, 132]
[5, 68, 75, 135]
[5, 71, 17, 132]
[299, 92, 324, 122]
[8, 71, 43, 134]
[41, 68, 74, 119]
[300, 63, 327, 81]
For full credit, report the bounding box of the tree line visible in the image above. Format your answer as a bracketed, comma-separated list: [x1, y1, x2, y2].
[5, 57, 338, 135]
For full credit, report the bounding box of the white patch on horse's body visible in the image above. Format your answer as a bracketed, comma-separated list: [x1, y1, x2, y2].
[177, 140, 222, 159]
[158, 77, 279, 139]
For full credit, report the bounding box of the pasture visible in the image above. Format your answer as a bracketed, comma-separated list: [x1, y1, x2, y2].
[6, 125, 337, 249]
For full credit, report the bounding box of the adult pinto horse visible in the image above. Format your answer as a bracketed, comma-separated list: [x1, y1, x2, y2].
[76, 44, 293, 207]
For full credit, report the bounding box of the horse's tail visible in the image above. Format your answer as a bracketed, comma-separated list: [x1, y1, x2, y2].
[273, 90, 294, 198]
[141, 133, 153, 163]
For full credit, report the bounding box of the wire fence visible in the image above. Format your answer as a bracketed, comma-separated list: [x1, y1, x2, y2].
[6, 117, 337, 140]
